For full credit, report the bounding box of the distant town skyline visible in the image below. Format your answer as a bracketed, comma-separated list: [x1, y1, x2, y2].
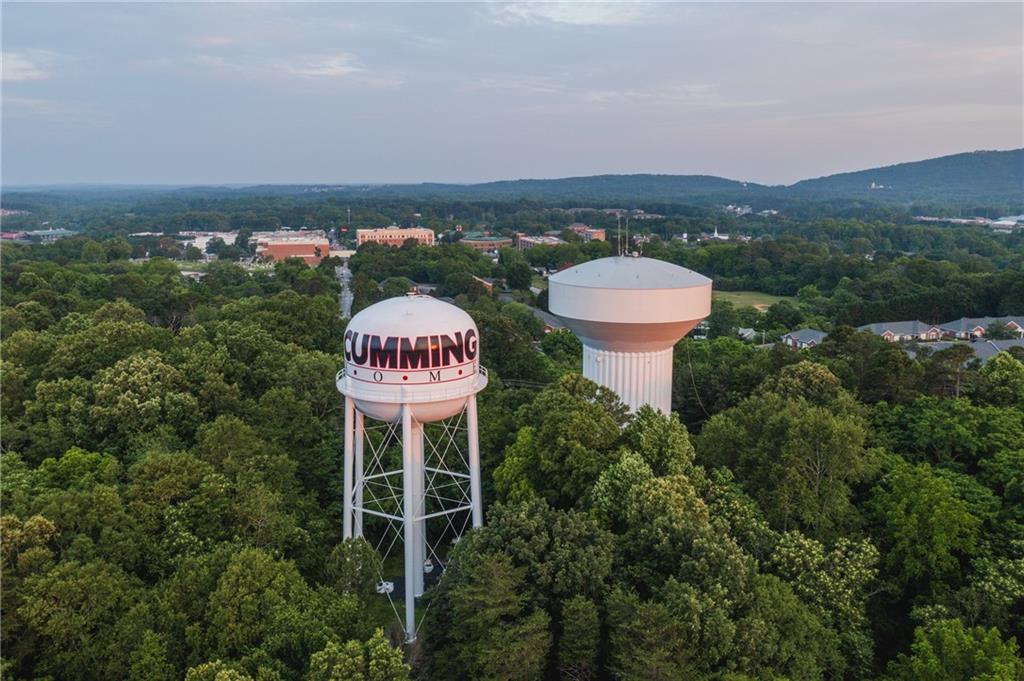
[2, 2, 1021, 186]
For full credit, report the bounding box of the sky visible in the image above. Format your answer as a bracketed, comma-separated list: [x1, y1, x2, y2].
[2, 2, 1022, 186]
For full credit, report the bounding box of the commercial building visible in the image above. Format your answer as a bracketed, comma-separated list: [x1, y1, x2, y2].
[357, 226, 435, 248]
[517, 233, 565, 249]
[255, 231, 331, 266]
[567, 223, 606, 242]
[459, 232, 514, 251]
[27, 228, 77, 243]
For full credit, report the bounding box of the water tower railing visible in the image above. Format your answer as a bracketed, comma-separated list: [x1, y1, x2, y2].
[335, 364, 488, 403]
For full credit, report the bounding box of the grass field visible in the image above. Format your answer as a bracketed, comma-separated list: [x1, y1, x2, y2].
[713, 290, 793, 310]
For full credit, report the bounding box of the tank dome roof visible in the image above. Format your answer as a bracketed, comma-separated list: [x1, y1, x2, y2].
[346, 294, 475, 337]
[549, 256, 710, 291]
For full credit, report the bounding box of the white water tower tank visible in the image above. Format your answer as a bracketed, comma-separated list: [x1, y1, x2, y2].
[337, 295, 487, 643]
[548, 256, 712, 414]
[339, 295, 487, 423]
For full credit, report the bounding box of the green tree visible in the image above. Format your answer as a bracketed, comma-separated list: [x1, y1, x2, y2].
[697, 382, 875, 537]
[447, 553, 551, 681]
[326, 538, 383, 597]
[505, 260, 533, 290]
[558, 596, 600, 681]
[494, 375, 624, 507]
[18, 560, 141, 681]
[882, 618, 1023, 681]
[128, 630, 177, 681]
[976, 352, 1024, 408]
[984, 321, 1016, 340]
[870, 460, 981, 587]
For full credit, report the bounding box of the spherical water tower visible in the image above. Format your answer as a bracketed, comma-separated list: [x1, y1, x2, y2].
[337, 295, 488, 642]
[548, 255, 711, 414]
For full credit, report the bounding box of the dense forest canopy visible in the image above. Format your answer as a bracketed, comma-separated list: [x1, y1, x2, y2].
[1, 187, 1023, 680]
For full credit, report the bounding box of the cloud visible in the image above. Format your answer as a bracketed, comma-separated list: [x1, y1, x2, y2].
[487, 2, 655, 27]
[470, 76, 778, 113]
[2, 50, 62, 82]
[279, 53, 364, 79]
[195, 35, 238, 47]
[3, 97, 100, 122]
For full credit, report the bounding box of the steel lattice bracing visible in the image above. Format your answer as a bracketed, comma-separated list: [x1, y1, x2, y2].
[342, 396, 483, 643]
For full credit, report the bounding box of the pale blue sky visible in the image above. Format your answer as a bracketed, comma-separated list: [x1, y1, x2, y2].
[2, 2, 1021, 185]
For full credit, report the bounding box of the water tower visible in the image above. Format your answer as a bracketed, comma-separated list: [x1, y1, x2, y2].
[337, 295, 488, 643]
[548, 255, 711, 414]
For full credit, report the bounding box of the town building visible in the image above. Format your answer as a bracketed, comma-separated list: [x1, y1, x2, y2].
[938, 316, 1024, 339]
[516, 233, 565, 249]
[781, 328, 828, 349]
[737, 327, 758, 342]
[857, 320, 942, 342]
[255, 231, 331, 266]
[567, 223, 607, 242]
[459, 232, 514, 251]
[356, 226, 435, 248]
[180, 230, 240, 256]
[471, 275, 496, 294]
[27, 228, 77, 243]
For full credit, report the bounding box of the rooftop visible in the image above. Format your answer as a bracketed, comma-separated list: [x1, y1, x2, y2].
[549, 256, 710, 291]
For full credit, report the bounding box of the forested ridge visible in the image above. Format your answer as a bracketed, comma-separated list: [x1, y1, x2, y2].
[2, 194, 1024, 681]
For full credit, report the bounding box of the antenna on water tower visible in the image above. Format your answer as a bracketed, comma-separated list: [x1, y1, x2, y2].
[337, 295, 488, 643]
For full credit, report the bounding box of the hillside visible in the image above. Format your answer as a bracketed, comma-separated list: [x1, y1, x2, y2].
[789, 149, 1023, 203]
[340, 173, 770, 203]
[5, 149, 1021, 208]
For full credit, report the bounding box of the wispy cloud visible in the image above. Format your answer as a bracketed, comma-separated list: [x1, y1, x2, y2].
[279, 53, 364, 79]
[2, 50, 63, 82]
[194, 35, 238, 48]
[470, 77, 777, 112]
[487, 2, 656, 27]
[138, 51, 400, 87]
[3, 97, 100, 123]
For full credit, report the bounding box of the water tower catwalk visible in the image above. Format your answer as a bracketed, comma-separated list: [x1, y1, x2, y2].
[549, 256, 712, 414]
[336, 295, 488, 643]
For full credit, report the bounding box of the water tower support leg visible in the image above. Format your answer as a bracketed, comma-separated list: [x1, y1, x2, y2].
[353, 411, 365, 537]
[401, 405, 417, 643]
[467, 395, 483, 528]
[343, 396, 354, 539]
[412, 421, 426, 597]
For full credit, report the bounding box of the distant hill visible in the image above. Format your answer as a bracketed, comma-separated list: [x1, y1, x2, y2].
[789, 149, 1023, 203]
[338, 174, 769, 203]
[5, 149, 1021, 207]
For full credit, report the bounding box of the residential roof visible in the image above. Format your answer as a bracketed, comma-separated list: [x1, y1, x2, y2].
[938, 316, 1024, 334]
[904, 338, 1024, 363]
[857, 320, 938, 336]
[783, 328, 828, 344]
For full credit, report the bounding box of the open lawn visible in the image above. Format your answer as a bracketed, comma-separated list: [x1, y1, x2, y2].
[713, 290, 793, 311]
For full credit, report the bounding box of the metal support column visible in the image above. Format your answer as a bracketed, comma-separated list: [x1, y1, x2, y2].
[412, 421, 426, 596]
[466, 395, 484, 528]
[353, 411, 365, 537]
[401, 405, 417, 643]
[342, 396, 354, 539]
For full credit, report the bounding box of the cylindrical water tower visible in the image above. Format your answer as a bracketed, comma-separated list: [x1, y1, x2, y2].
[549, 255, 711, 414]
[337, 295, 488, 643]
